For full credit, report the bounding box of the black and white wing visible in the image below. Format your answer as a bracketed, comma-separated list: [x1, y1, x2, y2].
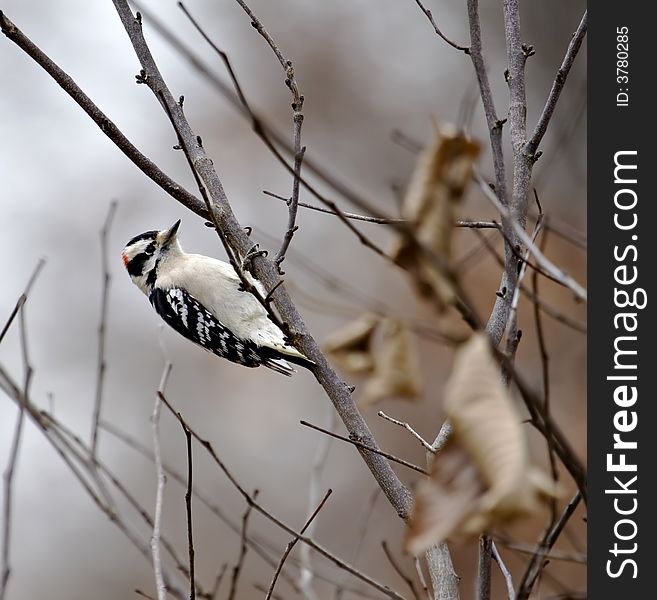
[149, 287, 295, 375]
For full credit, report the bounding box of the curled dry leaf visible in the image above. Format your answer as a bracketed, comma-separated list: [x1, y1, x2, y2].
[324, 313, 381, 374]
[360, 319, 422, 407]
[405, 334, 557, 554]
[392, 125, 481, 311]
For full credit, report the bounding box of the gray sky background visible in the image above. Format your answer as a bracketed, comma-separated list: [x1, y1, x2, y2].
[1, 1, 586, 598]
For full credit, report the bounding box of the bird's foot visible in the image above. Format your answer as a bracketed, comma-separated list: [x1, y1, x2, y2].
[241, 243, 268, 271]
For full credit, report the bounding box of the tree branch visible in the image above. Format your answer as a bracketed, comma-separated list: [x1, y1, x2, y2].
[527, 11, 588, 155]
[109, 0, 415, 521]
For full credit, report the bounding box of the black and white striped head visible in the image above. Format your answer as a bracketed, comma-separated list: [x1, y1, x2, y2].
[121, 220, 182, 294]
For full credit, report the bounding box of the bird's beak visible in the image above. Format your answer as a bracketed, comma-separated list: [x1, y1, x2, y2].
[162, 219, 181, 245]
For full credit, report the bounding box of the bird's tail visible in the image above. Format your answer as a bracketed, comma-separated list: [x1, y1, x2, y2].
[261, 344, 315, 375]
[263, 357, 296, 376]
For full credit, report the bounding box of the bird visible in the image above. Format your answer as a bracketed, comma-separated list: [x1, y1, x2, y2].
[121, 220, 314, 376]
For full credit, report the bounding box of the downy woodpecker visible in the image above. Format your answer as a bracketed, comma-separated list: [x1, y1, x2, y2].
[121, 220, 314, 376]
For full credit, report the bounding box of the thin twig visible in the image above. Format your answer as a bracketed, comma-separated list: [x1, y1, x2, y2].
[492, 537, 585, 564]
[300, 420, 429, 476]
[151, 363, 172, 600]
[333, 488, 380, 600]
[411, 0, 469, 52]
[377, 412, 435, 454]
[0, 260, 44, 600]
[0, 308, 33, 600]
[181, 419, 196, 600]
[502, 214, 543, 377]
[178, 1, 305, 271]
[264, 190, 501, 230]
[227, 489, 259, 600]
[382, 541, 421, 600]
[471, 228, 586, 334]
[531, 228, 559, 524]
[209, 563, 228, 600]
[226, 0, 307, 269]
[526, 11, 588, 156]
[474, 172, 587, 301]
[516, 492, 583, 600]
[475, 536, 492, 600]
[491, 542, 515, 600]
[0, 259, 45, 347]
[265, 489, 333, 600]
[299, 407, 335, 600]
[414, 558, 431, 600]
[91, 200, 117, 461]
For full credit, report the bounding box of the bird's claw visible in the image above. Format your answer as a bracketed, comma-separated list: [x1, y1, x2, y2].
[241, 244, 268, 271]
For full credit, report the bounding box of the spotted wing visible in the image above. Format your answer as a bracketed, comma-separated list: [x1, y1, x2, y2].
[149, 286, 265, 369]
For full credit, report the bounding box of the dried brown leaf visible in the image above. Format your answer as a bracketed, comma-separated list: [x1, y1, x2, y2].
[392, 125, 481, 310]
[324, 313, 381, 374]
[405, 334, 557, 553]
[360, 319, 422, 407]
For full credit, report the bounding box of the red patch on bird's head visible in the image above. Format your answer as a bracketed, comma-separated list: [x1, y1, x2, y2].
[122, 252, 129, 268]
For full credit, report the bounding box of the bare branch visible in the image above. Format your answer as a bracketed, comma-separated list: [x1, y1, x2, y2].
[474, 173, 587, 301]
[265, 489, 333, 600]
[91, 200, 117, 461]
[151, 363, 172, 600]
[424, 423, 460, 600]
[300, 420, 429, 476]
[209, 563, 228, 599]
[377, 412, 435, 454]
[382, 541, 421, 600]
[181, 419, 196, 600]
[227, 489, 258, 600]
[491, 537, 586, 564]
[299, 407, 335, 600]
[491, 542, 515, 600]
[527, 12, 588, 155]
[264, 191, 501, 231]
[465, 0, 516, 347]
[1, 260, 44, 600]
[411, 0, 469, 52]
[1, 311, 32, 600]
[333, 488, 380, 600]
[516, 492, 583, 600]
[0, 259, 45, 347]
[475, 536, 492, 600]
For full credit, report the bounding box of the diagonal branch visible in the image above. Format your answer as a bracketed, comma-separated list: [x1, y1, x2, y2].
[411, 0, 469, 52]
[265, 489, 332, 600]
[108, 0, 415, 521]
[527, 11, 587, 155]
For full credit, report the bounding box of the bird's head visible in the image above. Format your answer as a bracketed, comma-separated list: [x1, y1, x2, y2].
[121, 219, 182, 294]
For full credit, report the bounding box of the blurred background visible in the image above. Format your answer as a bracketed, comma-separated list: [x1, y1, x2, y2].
[0, 1, 586, 598]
